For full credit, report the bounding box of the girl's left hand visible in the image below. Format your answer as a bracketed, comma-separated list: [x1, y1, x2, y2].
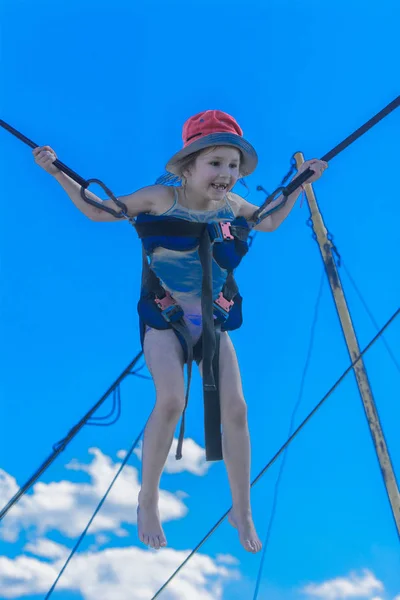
[297, 158, 328, 184]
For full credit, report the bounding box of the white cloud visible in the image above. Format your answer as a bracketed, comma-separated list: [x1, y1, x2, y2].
[0, 448, 187, 542]
[0, 448, 239, 599]
[0, 471, 25, 543]
[134, 437, 211, 476]
[0, 542, 240, 600]
[175, 490, 189, 500]
[0, 471, 19, 507]
[24, 539, 68, 560]
[215, 554, 240, 566]
[95, 533, 110, 546]
[301, 569, 384, 599]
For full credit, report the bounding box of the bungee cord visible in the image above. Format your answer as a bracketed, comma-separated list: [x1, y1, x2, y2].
[0, 352, 144, 522]
[341, 260, 400, 376]
[252, 96, 400, 224]
[0, 120, 127, 219]
[44, 426, 145, 600]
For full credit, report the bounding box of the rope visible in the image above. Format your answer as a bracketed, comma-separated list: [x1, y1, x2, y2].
[341, 260, 400, 376]
[150, 306, 399, 599]
[252, 96, 400, 223]
[44, 426, 145, 599]
[0, 351, 144, 522]
[305, 220, 400, 376]
[0, 120, 126, 218]
[252, 269, 325, 599]
[87, 385, 122, 427]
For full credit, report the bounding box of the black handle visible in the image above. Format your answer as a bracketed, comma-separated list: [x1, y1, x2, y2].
[253, 95, 400, 223]
[0, 118, 125, 218]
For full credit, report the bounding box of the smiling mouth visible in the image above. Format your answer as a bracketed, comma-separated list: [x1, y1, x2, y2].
[211, 183, 228, 191]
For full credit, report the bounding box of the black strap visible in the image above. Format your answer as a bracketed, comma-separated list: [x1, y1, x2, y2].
[173, 321, 194, 460]
[136, 219, 249, 243]
[198, 229, 216, 391]
[204, 324, 223, 461]
[136, 220, 206, 239]
[229, 225, 250, 242]
[223, 272, 238, 301]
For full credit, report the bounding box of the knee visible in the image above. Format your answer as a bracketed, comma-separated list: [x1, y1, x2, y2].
[156, 394, 185, 421]
[223, 395, 248, 428]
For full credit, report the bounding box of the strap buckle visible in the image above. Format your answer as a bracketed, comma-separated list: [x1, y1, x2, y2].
[155, 291, 184, 323]
[209, 221, 234, 243]
[213, 292, 234, 320]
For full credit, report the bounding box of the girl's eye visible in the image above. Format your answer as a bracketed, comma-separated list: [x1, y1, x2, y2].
[210, 161, 238, 168]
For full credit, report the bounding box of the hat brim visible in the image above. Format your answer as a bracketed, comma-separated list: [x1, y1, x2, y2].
[165, 132, 258, 177]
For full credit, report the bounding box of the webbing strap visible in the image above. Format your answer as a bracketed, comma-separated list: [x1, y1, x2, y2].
[223, 272, 238, 301]
[204, 324, 223, 461]
[229, 225, 249, 241]
[173, 321, 194, 460]
[136, 219, 249, 243]
[198, 229, 216, 391]
[136, 220, 206, 238]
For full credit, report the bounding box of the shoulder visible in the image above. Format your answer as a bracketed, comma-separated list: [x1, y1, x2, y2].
[228, 191, 274, 231]
[227, 191, 258, 220]
[121, 185, 176, 217]
[145, 185, 176, 216]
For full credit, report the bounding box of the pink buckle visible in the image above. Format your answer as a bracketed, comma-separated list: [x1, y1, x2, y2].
[220, 222, 234, 240]
[215, 292, 234, 312]
[155, 291, 175, 310]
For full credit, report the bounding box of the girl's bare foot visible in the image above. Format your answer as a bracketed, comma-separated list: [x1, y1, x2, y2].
[228, 508, 262, 553]
[137, 493, 167, 550]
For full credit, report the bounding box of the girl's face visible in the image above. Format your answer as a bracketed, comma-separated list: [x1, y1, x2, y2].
[184, 146, 241, 199]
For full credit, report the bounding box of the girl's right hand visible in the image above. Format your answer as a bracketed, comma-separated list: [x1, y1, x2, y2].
[33, 145, 61, 176]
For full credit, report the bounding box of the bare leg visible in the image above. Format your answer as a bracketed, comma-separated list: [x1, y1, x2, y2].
[138, 328, 185, 550]
[200, 332, 261, 553]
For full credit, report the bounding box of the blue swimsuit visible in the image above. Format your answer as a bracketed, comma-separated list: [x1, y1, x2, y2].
[145, 189, 238, 343]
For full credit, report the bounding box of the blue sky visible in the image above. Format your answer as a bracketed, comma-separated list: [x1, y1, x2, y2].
[1, 0, 399, 599]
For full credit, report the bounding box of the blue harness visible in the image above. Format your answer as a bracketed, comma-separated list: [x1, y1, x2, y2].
[135, 213, 251, 461]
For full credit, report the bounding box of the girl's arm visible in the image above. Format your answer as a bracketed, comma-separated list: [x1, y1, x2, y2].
[53, 172, 171, 222]
[237, 187, 302, 232]
[237, 158, 328, 231]
[34, 145, 173, 221]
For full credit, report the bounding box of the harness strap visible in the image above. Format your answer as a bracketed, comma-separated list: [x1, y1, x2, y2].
[136, 220, 206, 238]
[172, 321, 194, 460]
[136, 219, 249, 243]
[198, 228, 217, 391]
[204, 324, 223, 460]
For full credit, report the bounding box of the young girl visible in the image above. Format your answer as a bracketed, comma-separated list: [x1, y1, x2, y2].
[33, 110, 327, 554]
